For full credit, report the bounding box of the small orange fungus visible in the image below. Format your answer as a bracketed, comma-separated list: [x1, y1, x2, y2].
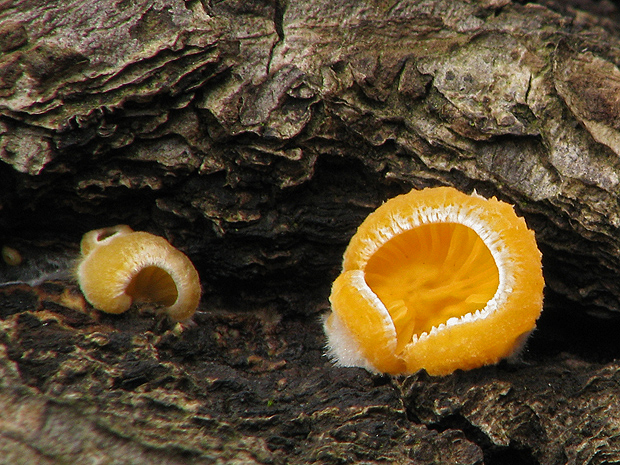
[77, 225, 201, 321]
[2, 245, 22, 266]
[324, 187, 544, 376]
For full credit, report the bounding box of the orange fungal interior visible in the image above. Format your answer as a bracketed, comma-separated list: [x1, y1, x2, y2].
[125, 266, 179, 307]
[364, 223, 499, 352]
[326, 186, 544, 376]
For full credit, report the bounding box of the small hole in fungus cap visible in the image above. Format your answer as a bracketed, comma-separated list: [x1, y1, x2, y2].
[97, 228, 122, 242]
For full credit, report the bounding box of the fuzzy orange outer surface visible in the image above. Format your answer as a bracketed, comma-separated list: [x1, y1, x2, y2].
[326, 186, 544, 376]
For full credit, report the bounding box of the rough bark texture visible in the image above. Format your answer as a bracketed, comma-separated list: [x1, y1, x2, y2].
[2, 0, 620, 463]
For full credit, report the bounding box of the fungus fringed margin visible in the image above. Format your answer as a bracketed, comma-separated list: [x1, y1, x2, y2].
[77, 225, 201, 321]
[324, 187, 544, 376]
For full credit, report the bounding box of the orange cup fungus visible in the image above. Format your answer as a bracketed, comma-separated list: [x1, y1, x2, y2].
[324, 187, 544, 376]
[77, 225, 201, 321]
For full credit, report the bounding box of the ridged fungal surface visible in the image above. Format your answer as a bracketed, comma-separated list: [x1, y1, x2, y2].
[324, 187, 544, 376]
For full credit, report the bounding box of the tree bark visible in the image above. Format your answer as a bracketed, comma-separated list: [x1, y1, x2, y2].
[2, 0, 620, 463]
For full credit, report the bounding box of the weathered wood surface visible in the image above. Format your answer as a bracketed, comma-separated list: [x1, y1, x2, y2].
[2, 0, 620, 463]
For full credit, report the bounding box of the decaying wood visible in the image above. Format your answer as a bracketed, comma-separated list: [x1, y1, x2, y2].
[2, 0, 620, 463]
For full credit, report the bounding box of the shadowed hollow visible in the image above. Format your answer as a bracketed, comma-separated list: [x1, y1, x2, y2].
[125, 266, 179, 307]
